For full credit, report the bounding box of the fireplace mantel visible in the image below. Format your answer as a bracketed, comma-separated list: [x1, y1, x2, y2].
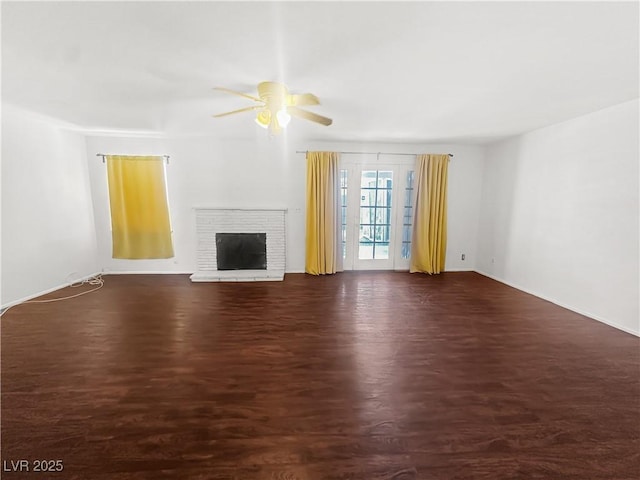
[190, 208, 286, 282]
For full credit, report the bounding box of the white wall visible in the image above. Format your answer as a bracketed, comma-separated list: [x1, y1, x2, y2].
[1, 104, 98, 306]
[85, 135, 485, 274]
[476, 99, 639, 335]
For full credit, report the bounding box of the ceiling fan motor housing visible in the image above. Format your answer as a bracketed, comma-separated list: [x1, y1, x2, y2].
[257, 82, 289, 113]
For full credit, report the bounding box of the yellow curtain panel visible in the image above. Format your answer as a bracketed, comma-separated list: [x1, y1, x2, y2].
[305, 151, 341, 275]
[106, 155, 174, 259]
[410, 154, 450, 274]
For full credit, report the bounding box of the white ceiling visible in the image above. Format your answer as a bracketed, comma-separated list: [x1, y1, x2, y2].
[2, 1, 638, 144]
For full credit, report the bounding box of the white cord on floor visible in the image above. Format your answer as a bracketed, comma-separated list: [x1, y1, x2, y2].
[0, 274, 104, 318]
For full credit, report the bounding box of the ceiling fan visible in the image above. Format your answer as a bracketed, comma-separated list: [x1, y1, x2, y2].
[212, 81, 332, 134]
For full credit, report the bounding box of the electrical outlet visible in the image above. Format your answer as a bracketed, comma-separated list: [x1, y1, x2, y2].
[461, 254, 465, 261]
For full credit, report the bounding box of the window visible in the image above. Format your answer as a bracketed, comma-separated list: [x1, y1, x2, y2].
[340, 169, 348, 259]
[401, 170, 415, 259]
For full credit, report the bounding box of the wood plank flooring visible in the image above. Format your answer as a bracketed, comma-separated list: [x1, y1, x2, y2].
[1, 272, 638, 479]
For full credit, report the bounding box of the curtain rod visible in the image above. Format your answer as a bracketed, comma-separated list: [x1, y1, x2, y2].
[96, 154, 170, 164]
[296, 150, 453, 158]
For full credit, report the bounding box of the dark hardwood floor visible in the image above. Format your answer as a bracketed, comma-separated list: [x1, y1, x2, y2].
[1, 272, 638, 479]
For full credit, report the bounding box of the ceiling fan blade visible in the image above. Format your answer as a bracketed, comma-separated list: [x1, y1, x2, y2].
[288, 106, 333, 126]
[212, 105, 262, 118]
[288, 93, 320, 106]
[213, 86, 262, 103]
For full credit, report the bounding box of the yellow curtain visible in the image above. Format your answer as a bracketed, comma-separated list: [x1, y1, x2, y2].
[107, 155, 174, 259]
[305, 151, 342, 275]
[410, 154, 450, 274]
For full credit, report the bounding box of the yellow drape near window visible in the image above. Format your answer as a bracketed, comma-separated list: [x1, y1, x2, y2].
[305, 151, 342, 275]
[107, 155, 174, 259]
[410, 154, 450, 274]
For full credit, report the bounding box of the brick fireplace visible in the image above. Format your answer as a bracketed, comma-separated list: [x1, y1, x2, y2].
[190, 208, 286, 282]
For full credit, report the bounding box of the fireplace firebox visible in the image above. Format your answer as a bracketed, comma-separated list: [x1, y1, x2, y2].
[216, 233, 267, 270]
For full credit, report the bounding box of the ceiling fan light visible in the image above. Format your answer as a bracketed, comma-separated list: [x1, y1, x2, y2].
[255, 110, 270, 128]
[276, 109, 291, 128]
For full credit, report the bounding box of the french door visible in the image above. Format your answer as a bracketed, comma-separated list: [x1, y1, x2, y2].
[340, 155, 415, 271]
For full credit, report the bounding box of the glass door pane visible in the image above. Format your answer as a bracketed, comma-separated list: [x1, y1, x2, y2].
[401, 170, 415, 259]
[340, 169, 348, 259]
[358, 170, 392, 260]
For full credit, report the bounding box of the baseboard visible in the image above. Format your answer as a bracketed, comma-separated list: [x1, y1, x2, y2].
[475, 269, 640, 337]
[285, 268, 475, 274]
[101, 270, 193, 275]
[103, 270, 303, 279]
[1, 271, 103, 310]
[98, 269, 473, 275]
